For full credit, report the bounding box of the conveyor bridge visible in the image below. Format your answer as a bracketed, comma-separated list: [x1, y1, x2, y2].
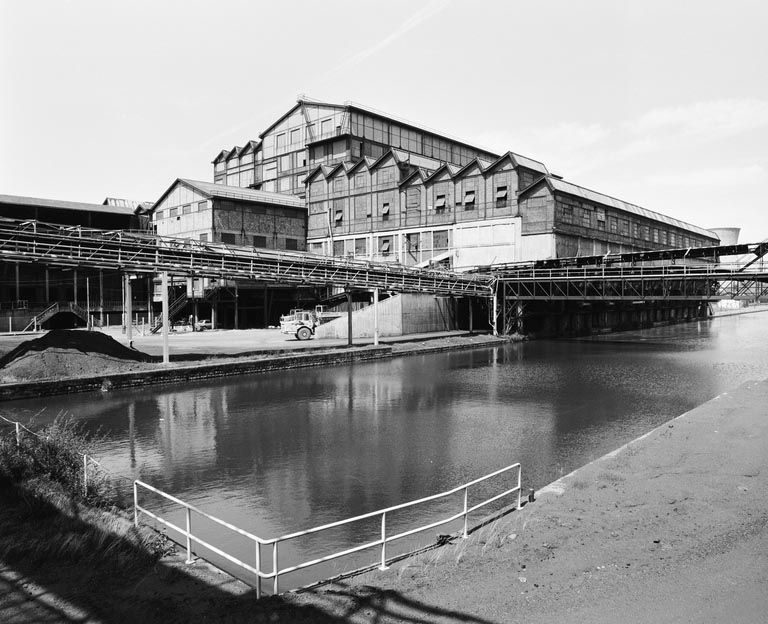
[0, 218, 493, 297]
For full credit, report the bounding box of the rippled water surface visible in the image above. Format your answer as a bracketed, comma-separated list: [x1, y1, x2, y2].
[4, 311, 768, 586]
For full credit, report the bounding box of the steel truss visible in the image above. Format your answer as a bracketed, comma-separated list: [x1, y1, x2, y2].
[0, 218, 493, 297]
[495, 262, 768, 303]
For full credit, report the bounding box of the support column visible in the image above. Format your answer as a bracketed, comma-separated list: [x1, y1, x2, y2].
[147, 275, 153, 326]
[99, 270, 104, 326]
[263, 286, 269, 328]
[44, 269, 50, 302]
[86, 278, 91, 330]
[373, 288, 379, 346]
[193, 299, 199, 331]
[468, 297, 473, 335]
[492, 287, 499, 336]
[125, 275, 133, 346]
[211, 292, 217, 330]
[516, 301, 525, 335]
[347, 289, 353, 347]
[501, 284, 507, 335]
[121, 274, 126, 333]
[15, 263, 20, 303]
[161, 272, 170, 364]
[73, 270, 78, 306]
[234, 282, 239, 330]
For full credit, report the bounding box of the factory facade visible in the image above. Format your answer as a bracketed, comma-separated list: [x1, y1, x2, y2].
[208, 98, 719, 271]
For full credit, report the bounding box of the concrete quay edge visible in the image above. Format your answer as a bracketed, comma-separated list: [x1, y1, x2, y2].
[0, 334, 507, 401]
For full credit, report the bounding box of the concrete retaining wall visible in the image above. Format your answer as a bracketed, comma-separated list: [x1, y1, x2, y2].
[314, 294, 458, 340]
[0, 346, 392, 401]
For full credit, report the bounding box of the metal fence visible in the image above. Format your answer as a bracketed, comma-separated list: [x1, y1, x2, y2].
[134, 462, 521, 597]
[0, 414, 108, 496]
[1, 414, 521, 598]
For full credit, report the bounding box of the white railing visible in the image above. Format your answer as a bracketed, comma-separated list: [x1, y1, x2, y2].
[134, 462, 521, 597]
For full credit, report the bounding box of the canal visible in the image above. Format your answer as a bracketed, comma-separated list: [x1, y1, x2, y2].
[3, 310, 768, 589]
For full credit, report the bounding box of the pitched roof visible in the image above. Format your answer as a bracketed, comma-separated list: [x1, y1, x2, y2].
[151, 179, 304, 211]
[258, 99, 346, 139]
[179, 179, 304, 208]
[211, 149, 230, 164]
[0, 193, 134, 216]
[521, 177, 717, 239]
[485, 151, 550, 175]
[238, 140, 260, 156]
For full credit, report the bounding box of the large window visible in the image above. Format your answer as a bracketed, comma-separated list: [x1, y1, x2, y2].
[378, 236, 392, 256]
[220, 232, 236, 245]
[285, 238, 298, 250]
[581, 208, 591, 228]
[433, 230, 449, 251]
[464, 190, 476, 210]
[263, 161, 277, 181]
[253, 235, 267, 248]
[406, 188, 420, 209]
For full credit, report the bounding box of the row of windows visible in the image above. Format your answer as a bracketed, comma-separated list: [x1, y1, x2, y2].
[155, 201, 208, 220]
[349, 112, 489, 166]
[217, 232, 299, 250]
[557, 200, 705, 247]
[329, 229, 451, 258]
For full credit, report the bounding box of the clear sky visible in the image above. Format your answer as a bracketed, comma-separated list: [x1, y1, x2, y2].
[1, 0, 766, 242]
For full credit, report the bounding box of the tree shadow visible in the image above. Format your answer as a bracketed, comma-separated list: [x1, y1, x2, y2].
[0, 481, 498, 623]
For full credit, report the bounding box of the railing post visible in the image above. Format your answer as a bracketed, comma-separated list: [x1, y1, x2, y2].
[185, 507, 194, 564]
[15, 421, 20, 447]
[272, 542, 279, 595]
[133, 482, 139, 527]
[255, 541, 262, 600]
[462, 487, 469, 539]
[83, 454, 88, 496]
[379, 512, 388, 570]
[517, 464, 522, 510]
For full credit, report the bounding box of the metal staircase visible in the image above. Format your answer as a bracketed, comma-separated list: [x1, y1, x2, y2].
[149, 292, 188, 334]
[21, 301, 90, 332]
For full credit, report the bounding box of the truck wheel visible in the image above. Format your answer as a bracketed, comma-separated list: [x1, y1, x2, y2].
[296, 326, 312, 341]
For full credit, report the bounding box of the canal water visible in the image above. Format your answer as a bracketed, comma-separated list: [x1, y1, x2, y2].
[3, 310, 768, 589]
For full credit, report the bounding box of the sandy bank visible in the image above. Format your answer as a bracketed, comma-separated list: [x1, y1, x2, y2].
[288, 378, 768, 623]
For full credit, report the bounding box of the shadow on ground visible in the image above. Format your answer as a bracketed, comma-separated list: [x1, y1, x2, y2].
[0, 481, 496, 624]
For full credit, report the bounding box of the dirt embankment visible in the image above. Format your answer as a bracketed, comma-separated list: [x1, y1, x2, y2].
[0, 330, 154, 383]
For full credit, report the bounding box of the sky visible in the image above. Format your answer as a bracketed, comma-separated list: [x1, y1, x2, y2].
[1, 0, 766, 243]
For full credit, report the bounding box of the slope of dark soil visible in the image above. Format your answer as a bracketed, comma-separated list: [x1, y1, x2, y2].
[0, 330, 155, 383]
[0, 330, 151, 368]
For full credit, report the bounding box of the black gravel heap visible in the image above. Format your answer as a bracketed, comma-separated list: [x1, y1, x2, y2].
[0, 330, 152, 368]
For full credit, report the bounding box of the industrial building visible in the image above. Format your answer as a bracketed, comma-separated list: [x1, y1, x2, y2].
[212, 97, 719, 272]
[0, 98, 727, 336]
[150, 178, 315, 328]
[0, 193, 152, 331]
